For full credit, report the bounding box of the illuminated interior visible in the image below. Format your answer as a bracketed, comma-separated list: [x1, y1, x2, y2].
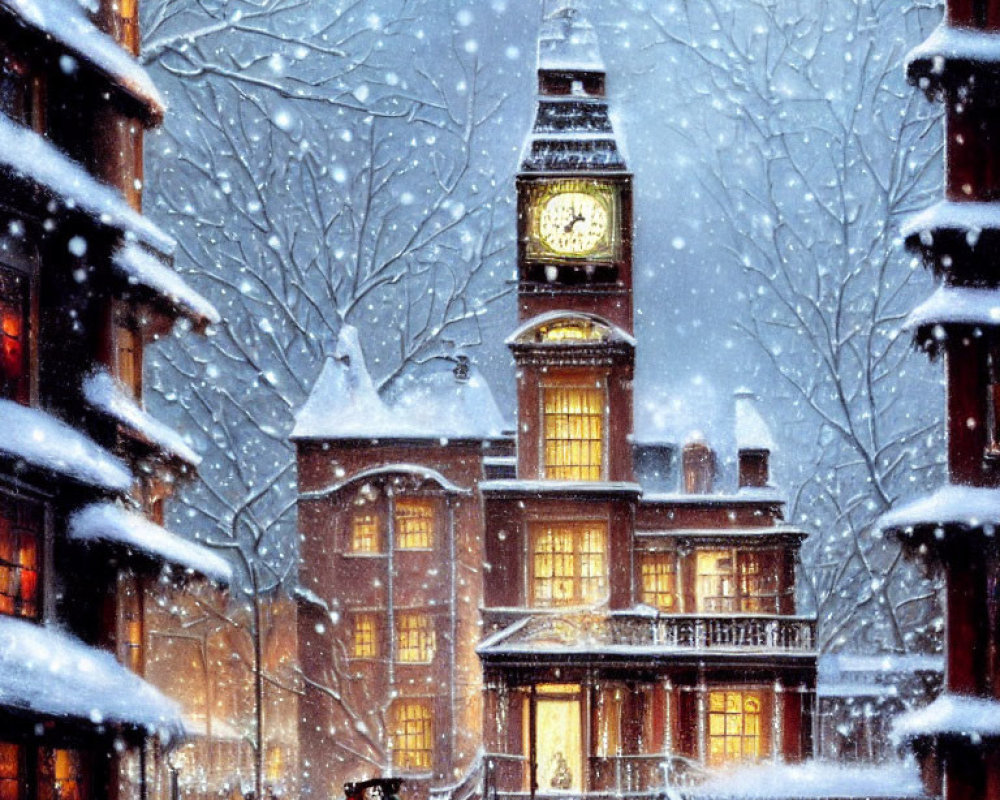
[695, 551, 736, 612]
[531, 522, 607, 607]
[640, 554, 677, 611]
[543, 385, 604, 480]
[351, 613, 377, 659]
[395, 612, 435, 663]
[51, 749, 86, 800]
[695, 549, 779, 613]
[0, 266, 28, 404]
[0, 494, 39, 619]
[394, 498, 434, 549]
[0, 743, 20, 800]
[391, 700, 433, 771]
[707, 691, 765, 766]
[538, 319, 608, 343]
[349, 511, 380, 553]
[530, 685, 583, 792]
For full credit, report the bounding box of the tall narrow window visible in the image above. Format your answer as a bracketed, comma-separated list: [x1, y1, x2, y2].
[738, 552, 779, 614]
[351, 613, 378, 659]
[531, 522, 607, 607]
[707, 691, 764, 766]
[390, 700, 433, 771]
[394, 498, 434, 550]
[987, 348, 1000, 456]
[640, 553, 677, 611]
[0, 743, 22, 800]
[0, 264, 29, 404]
[39, 749, 89, 800]
[0, 494, 41, 619]
[543, 385, 604, 480]
[695, 551, 736, 613]
[396, 612, 435, 663]
[113, 319, 142, 398]
[350, 510, 381, 553]
[118, 572, 143, 674]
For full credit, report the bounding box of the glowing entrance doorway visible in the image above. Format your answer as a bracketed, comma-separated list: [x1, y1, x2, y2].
[530, 685, 583, 793]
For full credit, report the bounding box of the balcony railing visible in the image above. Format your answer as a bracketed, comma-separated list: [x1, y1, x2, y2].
[480, 611, 816, 656]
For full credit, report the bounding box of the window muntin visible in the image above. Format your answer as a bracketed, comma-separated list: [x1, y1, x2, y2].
[0, 743, 22, 800]
[395, 612, 435, 663]
[351, 613, 378, 659]
[349, 511, 381, 553]
[707, 691, 764, 766]
[531, 521, 607, 607]
[695, 549, 779, 614]
[542, 385, 605, 481]
[390, 700, 433, 771]
[0, 265, 29, 405]
[394, 498, 434, 550]
[738, 552, 779, 613]
[696, 551, 736, 613]
[640, 553, 677, 611]
[0, 494, 41, 619]
[39, 749, 89, 800]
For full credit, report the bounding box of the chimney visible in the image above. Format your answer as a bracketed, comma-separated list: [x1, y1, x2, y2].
[682, 437, 715, 494]
[734, 389, 774, 489]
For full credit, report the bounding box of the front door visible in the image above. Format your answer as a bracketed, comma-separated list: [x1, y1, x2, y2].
[532, 685, 583, 793]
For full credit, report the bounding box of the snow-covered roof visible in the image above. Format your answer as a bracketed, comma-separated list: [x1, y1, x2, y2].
[1, 0, 165, 120]
[68, 502, 232, 583]
[479, 479, 643, 496]
[683, 761, 925, 799]
[292, 326, 506, 441]
[902, 200, 1000, 243]
[907, 22, 1000, 83]
[893, 693, 1000, 743]
[734, 389, 776, 451]
[112, 244, 219, 328]
[538, 3, 604, 73]
[300, 463, 472, 500]
[879, 484, 1000, 534]
[0, 113, 174, 254]
[0, 399, 132, 492]
[506, 310, 636, 347]
[0, 615, 183, 741]
[83, 369, 201, 467]
[641, 489, 785, 505]
[905, 284, 1000, 333]
[635, 526, 804, 541]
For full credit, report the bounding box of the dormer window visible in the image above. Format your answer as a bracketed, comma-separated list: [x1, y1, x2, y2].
[542, 382, 605, 481]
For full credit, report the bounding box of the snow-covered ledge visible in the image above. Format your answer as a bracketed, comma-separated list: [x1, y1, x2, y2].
[905, 284, 1000, 332]
[907, 23, 1000, 90]
[879, 484, 1000, 535]
[0, 615, 183, 742]
[892, 693, 1000, 743]
[69, 502, 232, 584]
[901, 200, 1000, 247]
[112, 244, 219, 329]
[0, 399, 132, 492]
[682, 760, 925, 799]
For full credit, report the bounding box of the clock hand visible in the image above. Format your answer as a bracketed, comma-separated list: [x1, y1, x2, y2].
[563, 212, 585, 233]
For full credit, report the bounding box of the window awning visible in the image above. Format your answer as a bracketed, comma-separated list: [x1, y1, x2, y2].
[68, 502, 232, 584]
[0, 615, 183, 743]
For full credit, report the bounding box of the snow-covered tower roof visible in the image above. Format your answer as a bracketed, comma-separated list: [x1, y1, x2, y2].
[520, 2, 627, 172]
[734, 388, 776, 452]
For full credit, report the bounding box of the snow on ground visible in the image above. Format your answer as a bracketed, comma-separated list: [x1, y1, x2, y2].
[0, 614, 183, 741]
[879, 484, 1000, 532]
[893, 693, 1000, 742]
[0, 113, 174, 253]
[83, 368, 202, 466]
[113, 244, 219, 327]
[0, 399, 132, 491]
[1, 0, 164, 114]
[683, 760, 925, 799]
[69, 502, 232, 583]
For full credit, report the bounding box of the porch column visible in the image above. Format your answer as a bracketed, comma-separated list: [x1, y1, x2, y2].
[696, 672, 707, 764]
[772, 679, 784, 763]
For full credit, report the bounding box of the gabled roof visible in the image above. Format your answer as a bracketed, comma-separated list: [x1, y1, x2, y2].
[292, 326, 506, 442]
[0, 0, 165, 123]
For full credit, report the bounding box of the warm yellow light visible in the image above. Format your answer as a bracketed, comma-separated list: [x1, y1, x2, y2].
[707, 691, 764, 766]
[543, 386, 604, 481]
[391, 700, 433, 771]
[396, 613, 435, 663]
[350, 511, 380, 553]
[640, 554, 677, 611]
[531, 522, 606, 607]
[394, 498, 434, 549]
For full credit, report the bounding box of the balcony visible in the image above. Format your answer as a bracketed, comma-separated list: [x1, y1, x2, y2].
[484, 753, 673, 799]
[478, 611, 816, 661]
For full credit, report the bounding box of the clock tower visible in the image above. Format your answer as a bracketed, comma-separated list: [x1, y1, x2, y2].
[517, 1, 633, 332]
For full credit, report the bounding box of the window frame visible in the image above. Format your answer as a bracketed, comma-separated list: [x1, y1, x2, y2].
[528, 519, 609, 608]
[393, 496, 437, 551]
[706, 689, 768, 767]
[539, 377, 608, 482]
[693, 547, 781, 615]
[347, 508, 382, 556]
[0, 259, 35, 406]
[639, 551, 678, 611]
[350, 611, 380, 660]
[0, 490, 43, 620]
[394, 610, 436, 664]
[390, 699, 434, 773]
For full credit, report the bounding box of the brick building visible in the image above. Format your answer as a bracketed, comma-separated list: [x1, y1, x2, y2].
[0, 3, 230, 800]
[294, 4, 817, 800]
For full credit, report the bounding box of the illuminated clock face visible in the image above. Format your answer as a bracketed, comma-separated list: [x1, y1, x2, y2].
[538, 191, 610, 256]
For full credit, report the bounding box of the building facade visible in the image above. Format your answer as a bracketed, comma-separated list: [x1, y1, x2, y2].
[880, 3, 1000, 800]
[294, 5, 817, 800]
[0, 3, 230, 800]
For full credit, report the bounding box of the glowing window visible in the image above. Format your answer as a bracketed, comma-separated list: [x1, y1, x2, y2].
[640, 554, 677, 611]
[350, 511, 381, 553]
[0, 265, 29, 405]
[351, 613, 378, 659]
[394, 498, 434, 550]
[707, 691, 764, 766]
[396, 612, 435, 663]
[531, 522, 607, 607]
[113, 318, 141, 398]
[40, 749, 88, 800]
[543, 385, 604, 481]
[695, 549, 780, 614]
[0, 743, 22, 800]
[695, 551, 736, 613]
[391, 700, 433, 771]
[0, 494, 40, 619]
[538, 320, 607, 342]
[118, 572, 143, 674]
[738, 552, 779, 614]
